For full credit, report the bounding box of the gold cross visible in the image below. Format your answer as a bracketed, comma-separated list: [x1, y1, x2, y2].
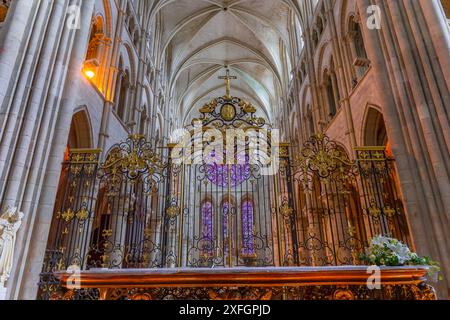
[219, 68, 237, 98]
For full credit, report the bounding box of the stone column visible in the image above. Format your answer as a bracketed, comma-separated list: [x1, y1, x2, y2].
[418, 0, 450, 86]
[130, 25, 148, 135]
[325, 0, 357, 150]
[356, 0, 450, 297]
[0, 0, 40, 188]
[1, 0, 69, 207]
[5, 0, 96, 300]
[0, 0, 37, 134]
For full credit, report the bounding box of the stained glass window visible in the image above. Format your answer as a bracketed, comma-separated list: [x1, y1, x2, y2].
[201, 201, 213, 257]
[205, 151, 251, 188]
[241, 200, 255, 256]
[222, 201, 233, 257]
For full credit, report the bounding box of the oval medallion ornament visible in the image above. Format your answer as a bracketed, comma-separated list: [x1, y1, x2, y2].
[220, 103, 236, 121]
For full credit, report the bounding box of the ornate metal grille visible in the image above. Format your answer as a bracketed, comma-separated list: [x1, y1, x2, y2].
[38, 99, 411, 300]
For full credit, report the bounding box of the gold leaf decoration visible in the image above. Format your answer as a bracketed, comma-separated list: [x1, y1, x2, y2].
[76, 208, 89, 221]
[280, 203, 293, 218]
[61, 208, 75, 222]
[369, 204, 381, 218]
[102, 229, 113, 238]
[166, 205, 180, 219]
[384, 206, 396, 218]
[293, 133, 354, 178]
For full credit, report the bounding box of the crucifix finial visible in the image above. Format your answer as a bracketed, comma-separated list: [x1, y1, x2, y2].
[218, 68, 237, 98]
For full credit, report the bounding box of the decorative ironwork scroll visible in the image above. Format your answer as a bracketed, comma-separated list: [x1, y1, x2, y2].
[39, 129, 412, 300]
[285, 134, 411, 267]
[39, 149, 102, 299]
[193, 96, 267, 130]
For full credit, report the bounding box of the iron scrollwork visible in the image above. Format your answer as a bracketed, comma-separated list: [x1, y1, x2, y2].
[39, 128, 414, 300]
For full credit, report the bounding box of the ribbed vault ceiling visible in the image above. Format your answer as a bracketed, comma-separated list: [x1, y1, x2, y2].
[152, 0, 308, 126]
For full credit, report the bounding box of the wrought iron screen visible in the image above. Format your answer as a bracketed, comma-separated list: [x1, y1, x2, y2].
[38, 100, 411, 299]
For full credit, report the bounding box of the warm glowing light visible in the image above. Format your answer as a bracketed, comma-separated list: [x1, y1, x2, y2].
[386, 142, 393, 158]
[84, 69, 95, 79]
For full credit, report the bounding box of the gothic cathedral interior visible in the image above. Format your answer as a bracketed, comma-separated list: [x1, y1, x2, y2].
[0, 0, 449, 301]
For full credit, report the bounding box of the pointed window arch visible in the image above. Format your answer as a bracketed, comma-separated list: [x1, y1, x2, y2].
[200, 200, 214, 257]
[241, 198, 255, 257]
[140, 106, 147, 135]
[323, 59, 340, 120]
[85, 16, 104, 62]
[363, 107, 388, 147]
[353, 22, 368, 61]
[325, 73, 337, 118]
[307, 105, 315, 137]
[116, 69, 130, 123]
[221, 199, 235, 258]
[347, 16, 370, 83]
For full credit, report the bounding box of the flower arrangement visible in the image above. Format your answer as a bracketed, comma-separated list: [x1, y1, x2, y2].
[360, 236, 441, 282]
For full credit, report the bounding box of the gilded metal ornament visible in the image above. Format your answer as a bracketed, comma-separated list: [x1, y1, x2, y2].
[38, 116, 414, 300]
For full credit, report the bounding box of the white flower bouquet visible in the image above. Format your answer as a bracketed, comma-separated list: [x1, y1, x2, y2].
[360, 236, 441, 282]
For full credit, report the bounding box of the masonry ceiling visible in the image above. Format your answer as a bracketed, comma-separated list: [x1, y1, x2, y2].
[152, 0, 313, 125]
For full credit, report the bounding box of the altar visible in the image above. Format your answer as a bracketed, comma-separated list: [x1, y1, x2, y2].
[52, 266, 437, 300]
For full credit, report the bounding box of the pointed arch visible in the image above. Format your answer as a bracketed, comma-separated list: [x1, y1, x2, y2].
[68, 108, 93, 149]
[240, 195, 256, 258]
[200, 197, 215, 258]
[362, 105, 388, 147]
[221, 195, 236, 258]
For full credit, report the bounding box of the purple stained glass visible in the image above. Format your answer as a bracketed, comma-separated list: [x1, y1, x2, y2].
[201, 201, 213, 257]
[206, 152, 251, 188]
[222, 201, 233, 256]
[241, 200, 255, 256]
